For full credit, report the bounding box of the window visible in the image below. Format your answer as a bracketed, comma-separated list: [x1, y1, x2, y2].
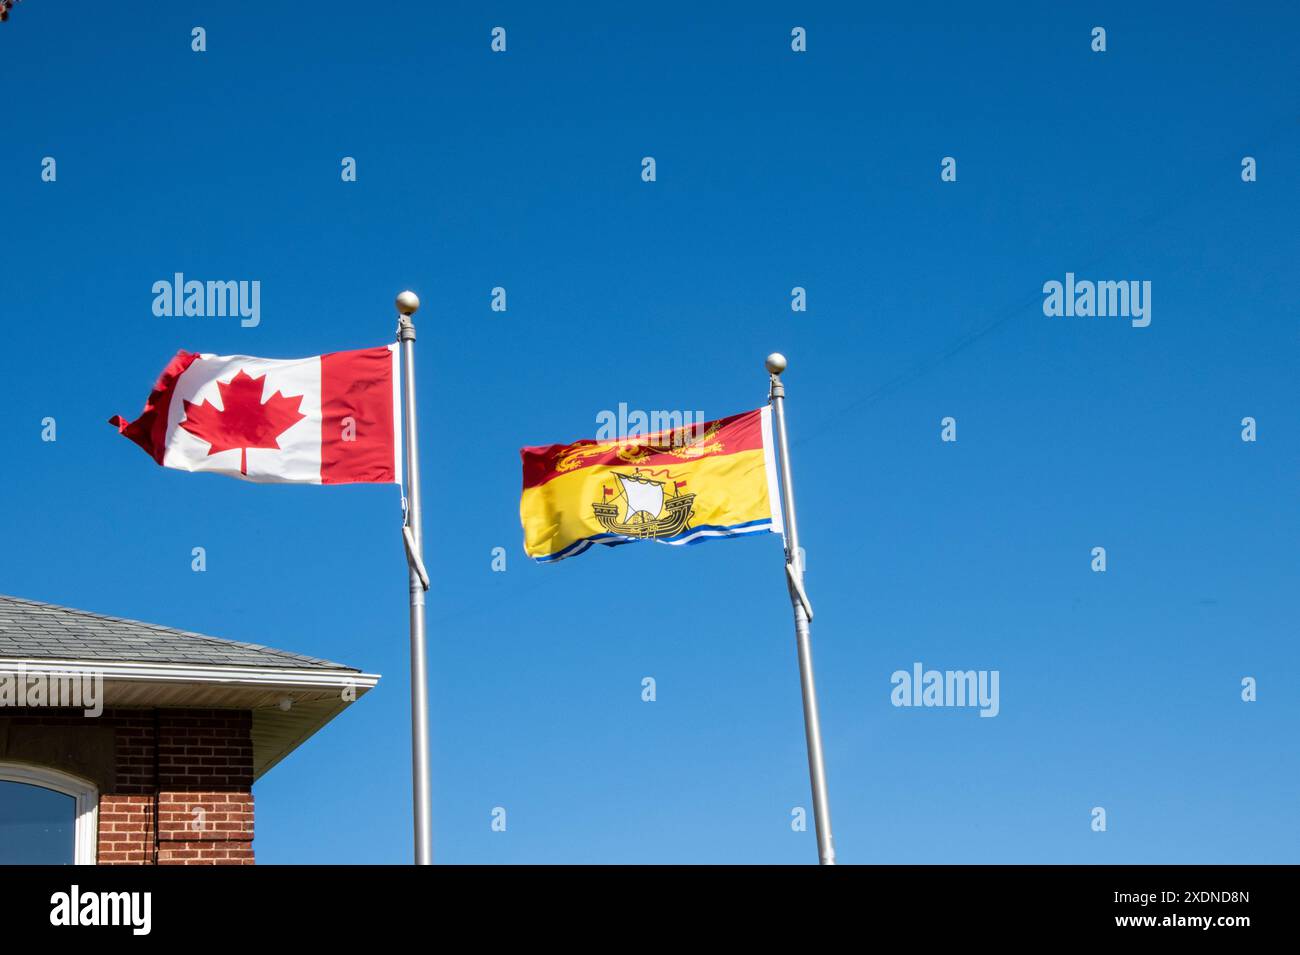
[0, 765, 98, 865]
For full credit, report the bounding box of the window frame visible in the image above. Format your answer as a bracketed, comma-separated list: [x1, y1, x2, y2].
[0, 763, 99, 865]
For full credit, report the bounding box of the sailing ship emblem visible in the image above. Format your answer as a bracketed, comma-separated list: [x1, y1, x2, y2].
[593, 469, 696, 540]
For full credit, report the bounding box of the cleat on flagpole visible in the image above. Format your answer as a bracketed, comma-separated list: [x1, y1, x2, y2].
[786, 561, 813, 620]
[403, 526, 429, 591]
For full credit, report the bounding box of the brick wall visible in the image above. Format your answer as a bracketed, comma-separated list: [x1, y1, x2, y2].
[0, 708, 255, 865]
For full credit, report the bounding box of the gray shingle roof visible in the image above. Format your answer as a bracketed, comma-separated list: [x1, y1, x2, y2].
[0, 594, 356, 671]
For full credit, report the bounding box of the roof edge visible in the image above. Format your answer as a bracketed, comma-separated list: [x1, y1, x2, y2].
[0, 657, 380, 689]
[0, 593, 359, 671]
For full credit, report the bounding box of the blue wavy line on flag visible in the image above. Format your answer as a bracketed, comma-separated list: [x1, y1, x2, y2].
[531, 519, 775, 564]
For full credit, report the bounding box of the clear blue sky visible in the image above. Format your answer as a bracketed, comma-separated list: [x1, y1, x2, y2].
[1, 2, 1295, 863]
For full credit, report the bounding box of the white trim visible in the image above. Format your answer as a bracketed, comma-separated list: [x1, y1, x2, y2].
[0, 658, 379, 691]
[390, 342, 403, 488]
[663, 522, 774, 546]
[0, 763, 99, 865]
[760, 405, 785, 538]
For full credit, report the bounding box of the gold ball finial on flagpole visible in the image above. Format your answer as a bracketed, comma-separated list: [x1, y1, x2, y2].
[396, 290, 421, 316]
[765, 353, 787, 375]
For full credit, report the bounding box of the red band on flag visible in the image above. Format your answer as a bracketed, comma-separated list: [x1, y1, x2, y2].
[108, 350, 201, 463]
[321, 346, 398, 484]
[520, 408, 764, 490]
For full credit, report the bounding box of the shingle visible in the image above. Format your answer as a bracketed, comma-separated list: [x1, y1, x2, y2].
[0, 594, 358, 672]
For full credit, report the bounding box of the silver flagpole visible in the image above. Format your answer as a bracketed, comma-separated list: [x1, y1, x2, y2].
[396, 290, 434, 865]
[766, 353, 836, 865]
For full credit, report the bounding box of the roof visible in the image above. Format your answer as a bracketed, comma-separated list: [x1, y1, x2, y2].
[0, 594, 354, 671]
[0, 594, 379, 779]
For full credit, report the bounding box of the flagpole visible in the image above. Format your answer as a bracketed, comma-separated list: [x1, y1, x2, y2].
[397, 290, 434, 865]
[766, 353, 836, 865]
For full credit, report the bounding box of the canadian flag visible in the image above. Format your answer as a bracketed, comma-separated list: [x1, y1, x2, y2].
[109, 346, 401, 485]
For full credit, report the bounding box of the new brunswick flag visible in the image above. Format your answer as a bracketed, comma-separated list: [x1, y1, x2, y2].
[520, 407, 784, 562]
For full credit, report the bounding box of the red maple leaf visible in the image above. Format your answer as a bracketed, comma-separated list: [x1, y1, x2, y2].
[179, 369, 306, 476]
